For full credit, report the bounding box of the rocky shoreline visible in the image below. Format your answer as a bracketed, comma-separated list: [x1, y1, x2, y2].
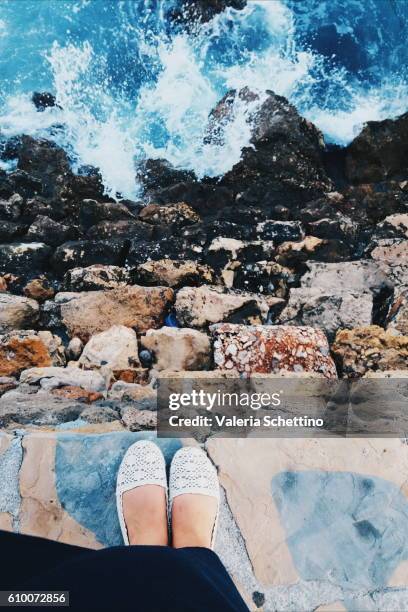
[0, 88, 407, 431]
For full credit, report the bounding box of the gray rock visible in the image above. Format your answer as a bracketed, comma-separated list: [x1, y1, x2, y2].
[20, 366, 106, 392]
[0, 294, 39, 332]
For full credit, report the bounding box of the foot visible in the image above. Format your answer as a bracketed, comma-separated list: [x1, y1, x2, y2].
[123, 484, 168, 546]
[169, 447, 220, 549]
[172, 493, 218, 548]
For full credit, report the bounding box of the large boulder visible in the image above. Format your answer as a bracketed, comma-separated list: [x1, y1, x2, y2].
[0, 242, 51, 276]
[141, 327, 211, 371]
[61, 285, 174, 341]
[26, 215, 75, 246]
[332, 326, 408, 376]
[220, 90, 331, 209]
[63, 265, 130, 291]
[51, 240, 127, 275]
[0, 330, 65, 377]
[212, 323, 337, 377]
[134, 259, 214, 288]
[279, 288, 373, 341]
[86, 219, 153, 241]
[0, 294, 39, 332]
[300, 260, 392, 294]
[79, 199, 135, 228]
[370, 239, 408, 288]
[345, 112, 408, 183]
[139, 202, 200, 229]
[175, 285, 269, 328]
[20, 366, 106, 392]
[79, 325, 140, 370]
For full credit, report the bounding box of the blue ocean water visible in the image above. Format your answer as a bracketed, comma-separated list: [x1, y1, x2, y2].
[0, 0, 407, 198]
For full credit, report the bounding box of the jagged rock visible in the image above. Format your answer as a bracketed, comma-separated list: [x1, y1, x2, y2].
[66, 337, 84, 361]
[0, 242, 51, 276]
[220, 90, 331, 208]
[0, 330, 65, 377]
[32, 92, 58, 111]
[134, 259, 214, 288]
[137, 158, 196, 191]
[40, 292, 82, 332]
[23, 278, 55, 302]
[0, 392, 87, 427]
[275, 236, 351, 266]
[386, 291, 408, 335]
[20, 366, 106, 392]
[169, 0, 246, 25]
[120, 406, 157, 431]
[0, 294, 39, 332]
[61, 285, 174, 341]
[345, 112, 408, 183]
[279, 288, 373, 341]
[80, 405, 119, 423]
[141, 327, 211, 371]
[26, 215, 75, 246]
[126, 236, 200, 266]
[376, 213, 408, 239]
[231, 261, 295, 298]
[151, 181, 233, 216]
[212, 323, 337, 377]
[86, 219, 153, 240]
[63, 264, 130, 291]
[50, 385, 103, 404]
[79, 199, 135, 228]
[79, 325, 140, 370]
[256, 220, 304, 244]
[11, 136, 72, 197]
[175, 285, 269, 328]
[0, 277, 7, 292]
[0, 220, 26, 242]
[205, 237, 274, 277]
[332, 325, 408, 376]
[51, 240, 126, 275]
[109, 381, 157, 408]
[301, 260, 392, 294]
[139, 202, 200, 229]
[0, 194, 23, 219]
[370, 239, 408, 288]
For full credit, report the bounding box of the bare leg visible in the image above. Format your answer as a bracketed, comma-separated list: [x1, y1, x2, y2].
[122, 485, 168, 546]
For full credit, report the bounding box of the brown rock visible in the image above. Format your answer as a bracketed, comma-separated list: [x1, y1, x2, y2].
[109, 381, 157, 408]
[139, 202, 200, 228]
[51, 385, 103, 403]
[0, 377, 17, 396]
[135, 259, 214, 288]
[0, 331, 57, 377]
[111, 368, 149, 385]
[61, 285, 174, 341]
[332, 325, 408, 377]
[141, 327, 211, 371]
[0, 294, 39, 332]
[63, 264, 130, 291]
[387, 291, 408, 335]
[175, 285, 269, 329]
[0, 277, 7, 292]
[79, 325, 140, 370]
[23, 278, 55, 302]
[212, 323, 337, 377]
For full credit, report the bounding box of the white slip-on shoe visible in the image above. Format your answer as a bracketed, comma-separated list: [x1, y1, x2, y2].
[169, 446, 220, 550]
[116, 440, 168, 545]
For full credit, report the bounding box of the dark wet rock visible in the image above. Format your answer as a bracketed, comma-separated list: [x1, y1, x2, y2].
[345, 112, 408, 183]
[9, 136, 71, 198]
[219, 90, 331, 209]
[86, 219, 154, 241]
[51, 239, 128, 276]
[169, 0, 246, 25]
[275, 236, 351, 267]
[203, 220, 254, 241]
[0, 194, 23, 220]
[23, 197, 57, 222]
[137, 158, 196, 191]
[256, 220, 304, 244]
[232, 261, 296, 298]
[0, 170, 15, 199]
[126, 236, 201, 267]
[204, 237, 274, 276]
[32, 92, 58, 111]
[8, 170, 43, 199]
[79, 198, 135, 229]
[0, 221, 26, 242]
[218, 204, 266, 226]
[205, 87, 259, 146]
[151, 180, 234, 216]
[26, 215, 76, 246]
[0, 242, 52, 277]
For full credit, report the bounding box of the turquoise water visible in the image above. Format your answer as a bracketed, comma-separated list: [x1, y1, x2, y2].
[0, 0, 407, 198]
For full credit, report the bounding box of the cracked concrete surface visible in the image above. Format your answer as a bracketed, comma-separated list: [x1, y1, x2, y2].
[0, 431, 407, 611]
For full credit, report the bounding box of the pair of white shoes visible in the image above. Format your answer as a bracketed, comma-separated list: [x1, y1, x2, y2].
[116, 441, 220, 549]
